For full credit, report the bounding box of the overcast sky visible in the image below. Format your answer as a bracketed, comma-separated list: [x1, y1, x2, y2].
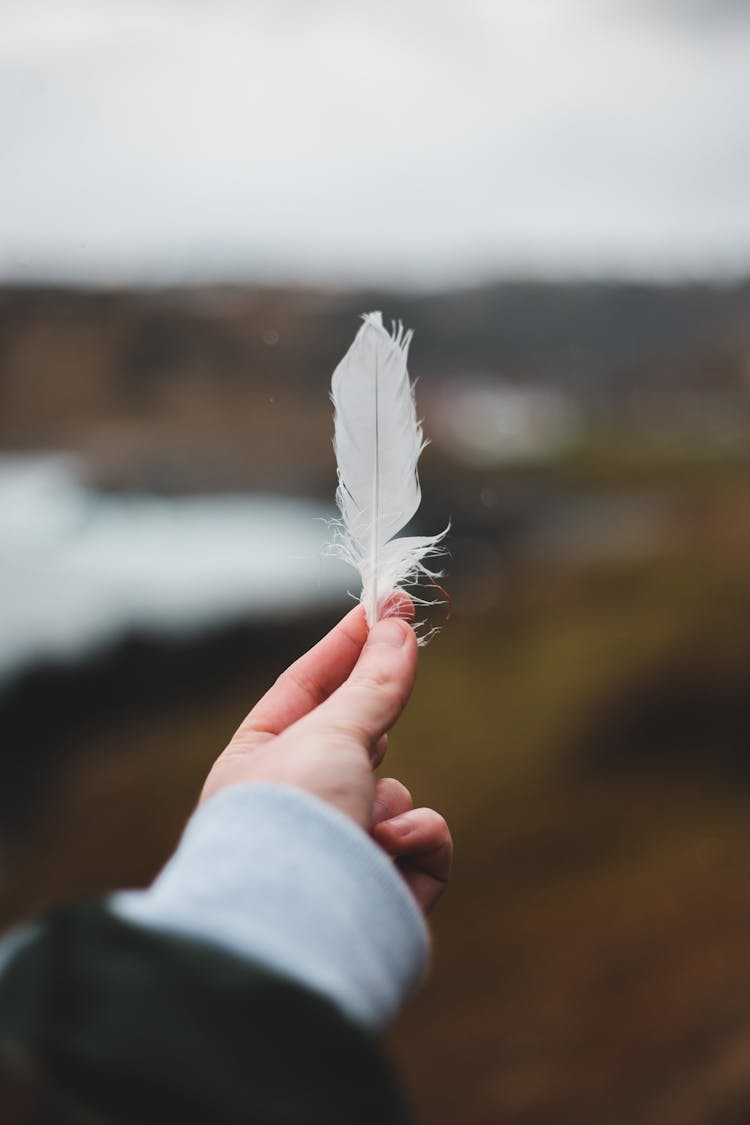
[1, 0, 749, 287]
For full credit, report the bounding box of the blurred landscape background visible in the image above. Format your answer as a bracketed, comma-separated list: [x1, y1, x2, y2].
[1, 2, 750, 1123]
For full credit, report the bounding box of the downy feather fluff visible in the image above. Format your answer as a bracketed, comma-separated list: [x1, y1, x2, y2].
[328, 312, 446, 639]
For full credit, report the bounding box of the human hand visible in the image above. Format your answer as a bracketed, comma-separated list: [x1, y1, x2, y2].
[371, 777, 452, 915]
[200, 604, 451, 914]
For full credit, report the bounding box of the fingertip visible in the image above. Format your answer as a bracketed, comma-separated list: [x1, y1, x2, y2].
[372, 777, 413, 826]
[365, 617, 411, 648]
[339, 603, 369, 645]
[373, 811, 417, 853]
[371, 817, 400, 850]
[375, 807, 453, 859]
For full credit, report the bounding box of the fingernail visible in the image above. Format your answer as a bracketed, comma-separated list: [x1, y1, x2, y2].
[367, 619, 407, 648]
[386, 815, 412, 837]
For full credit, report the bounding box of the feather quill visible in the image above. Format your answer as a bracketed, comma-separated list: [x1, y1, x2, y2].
[328, 312, 446, 639]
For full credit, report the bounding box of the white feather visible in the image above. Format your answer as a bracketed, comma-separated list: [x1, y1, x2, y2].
[328, 312, 446, 637]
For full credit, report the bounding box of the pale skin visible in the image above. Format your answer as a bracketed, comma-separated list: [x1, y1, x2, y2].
[201, 602, 452, 914]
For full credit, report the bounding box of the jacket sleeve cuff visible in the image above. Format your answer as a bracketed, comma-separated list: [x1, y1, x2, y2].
[109, 783, 429, 1031]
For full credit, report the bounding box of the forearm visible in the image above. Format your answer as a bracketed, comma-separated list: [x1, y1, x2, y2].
[0, 786, 427, 1122]
[110, 782, 429, 1030]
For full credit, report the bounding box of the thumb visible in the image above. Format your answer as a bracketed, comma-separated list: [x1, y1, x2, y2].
[304, 617, 418, 751]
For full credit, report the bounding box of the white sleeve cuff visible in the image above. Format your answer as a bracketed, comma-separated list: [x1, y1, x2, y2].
[109, 783, 429, 1031]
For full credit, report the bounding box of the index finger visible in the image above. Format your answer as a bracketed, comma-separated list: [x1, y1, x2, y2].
[235, 605, 368, 741]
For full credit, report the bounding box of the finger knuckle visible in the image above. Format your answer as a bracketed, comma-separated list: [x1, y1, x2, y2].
[324, 716, 372, 749]
[354, 671, 404, 711]
[284, 663, 328, 707]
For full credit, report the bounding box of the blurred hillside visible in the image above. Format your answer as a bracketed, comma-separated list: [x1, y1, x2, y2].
[1, 281, 749, 491]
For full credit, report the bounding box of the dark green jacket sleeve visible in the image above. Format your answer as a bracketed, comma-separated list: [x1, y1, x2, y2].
[0, 903, 411, 1125]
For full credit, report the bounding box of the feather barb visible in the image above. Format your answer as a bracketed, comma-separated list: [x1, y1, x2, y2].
[327, 312, 447, 642]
